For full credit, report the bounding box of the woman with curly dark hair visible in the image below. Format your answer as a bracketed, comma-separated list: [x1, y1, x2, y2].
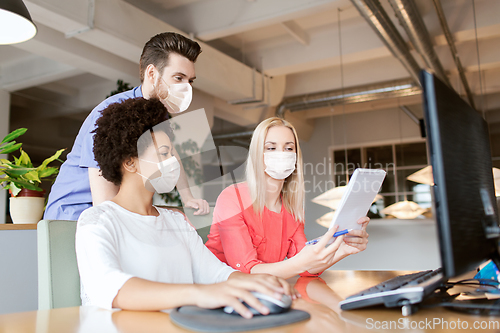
[75, 97, 295, 316]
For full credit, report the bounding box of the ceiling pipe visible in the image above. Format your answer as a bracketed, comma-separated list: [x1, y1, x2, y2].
[276, 79, 420, 117]
[388, 0, 450, 87]
[431, 0, 476, 109]
[350, 0, 422, 85]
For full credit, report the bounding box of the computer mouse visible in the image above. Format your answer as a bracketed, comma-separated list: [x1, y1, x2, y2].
[223, 291, 292, 316]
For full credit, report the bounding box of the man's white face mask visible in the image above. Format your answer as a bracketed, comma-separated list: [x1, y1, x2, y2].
[264, 152, 297, 180]
[155, 77, 193, 113]
[138, 156, 181, 193]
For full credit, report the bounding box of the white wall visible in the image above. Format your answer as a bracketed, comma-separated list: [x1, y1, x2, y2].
[299, 107, 440, 270]
[0, 90, 10, 223]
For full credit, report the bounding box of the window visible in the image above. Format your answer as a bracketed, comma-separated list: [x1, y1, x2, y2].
[332, 141, 431, 218]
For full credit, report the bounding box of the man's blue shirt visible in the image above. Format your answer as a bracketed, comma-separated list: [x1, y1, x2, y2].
[44, 86, 143, 221]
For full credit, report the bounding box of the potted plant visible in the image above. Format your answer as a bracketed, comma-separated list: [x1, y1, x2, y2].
[0, 128, 64, 224]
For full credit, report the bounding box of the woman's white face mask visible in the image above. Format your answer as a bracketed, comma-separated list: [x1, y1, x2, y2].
[138, 156, 181, 193]
[264, 152, 296, 180]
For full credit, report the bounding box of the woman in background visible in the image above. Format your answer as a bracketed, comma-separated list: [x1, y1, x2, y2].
[75, 99, 294, 318]
[206, 117, 370, 279]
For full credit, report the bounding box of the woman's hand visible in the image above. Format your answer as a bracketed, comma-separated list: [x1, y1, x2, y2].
[294, 217, 370, 274]
[228, 272, 299, 298]
[332, 217, 370, 262]
[293, 226, 346, 274]
[194, 272, 298, 318]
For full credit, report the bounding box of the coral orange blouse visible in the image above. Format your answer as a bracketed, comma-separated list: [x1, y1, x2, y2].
[205, 183, 319, 277]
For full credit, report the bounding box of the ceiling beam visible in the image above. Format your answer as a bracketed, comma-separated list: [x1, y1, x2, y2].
[281, 21, 309, 46]
[0, 55, 84, 92]
[153, 0, 345, 41]
[13, 23, 140, 85]
[25, 0, 285, 105]
[432, 0, 500, 46]
[251, 18, 393, 77]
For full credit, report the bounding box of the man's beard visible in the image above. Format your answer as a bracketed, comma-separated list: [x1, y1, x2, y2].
[151, 79, 172, 112]
[152, 78, 168, 100]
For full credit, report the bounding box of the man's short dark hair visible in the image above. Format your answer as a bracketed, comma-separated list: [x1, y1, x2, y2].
[92, 98, 170, 185]
[139, 32, 202, 82]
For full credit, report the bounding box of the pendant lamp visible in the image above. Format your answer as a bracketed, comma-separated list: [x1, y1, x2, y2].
[408, 166, 500, 197]
[312, 186, 383, 210]
[406, 165, 434, 185]
[493, 167, 500, 197]
[0, 0, 37, 45]
[381, 200, 428, 219]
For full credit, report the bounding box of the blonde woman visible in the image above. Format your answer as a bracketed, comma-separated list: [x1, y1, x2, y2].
[205, 117, 370, 279]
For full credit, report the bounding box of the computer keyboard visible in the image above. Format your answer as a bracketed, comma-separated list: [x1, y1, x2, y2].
[339, 268, 445, 311]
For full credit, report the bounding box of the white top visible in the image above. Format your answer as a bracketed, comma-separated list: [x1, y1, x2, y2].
[75, 201, 235, 309]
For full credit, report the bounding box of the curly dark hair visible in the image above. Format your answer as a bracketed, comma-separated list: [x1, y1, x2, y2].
[92, 97, 170, 186]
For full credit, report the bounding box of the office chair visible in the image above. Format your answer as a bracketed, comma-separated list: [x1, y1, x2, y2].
[37, 220, 81, 310]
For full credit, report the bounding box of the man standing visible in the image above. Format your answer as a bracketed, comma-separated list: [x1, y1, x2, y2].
[44, 32, 209, 221]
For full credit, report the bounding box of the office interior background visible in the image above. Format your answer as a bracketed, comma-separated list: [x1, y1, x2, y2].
[1, 0, 500, 314]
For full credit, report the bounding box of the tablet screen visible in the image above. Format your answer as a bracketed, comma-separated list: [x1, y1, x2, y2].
[329, 168, 386, 231]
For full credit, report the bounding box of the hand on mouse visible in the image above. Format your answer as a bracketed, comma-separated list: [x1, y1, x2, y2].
[193, 272, 297, 319]
[228, 272, 299, 298]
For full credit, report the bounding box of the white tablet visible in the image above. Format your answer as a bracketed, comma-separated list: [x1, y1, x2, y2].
[329, 168, 386, 231]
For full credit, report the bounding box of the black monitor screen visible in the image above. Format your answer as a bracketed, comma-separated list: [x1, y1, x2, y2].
[421, 70, 500, 279]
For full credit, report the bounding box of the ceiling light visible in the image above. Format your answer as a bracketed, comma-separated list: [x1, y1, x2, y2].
[493, 167, 500, 197]
[312, 186, 383, 210]
[0, 0, 37, 45]
[406, 165, 434, 185]
[408, 166, 500, 197]
[381, 200, 427, 219]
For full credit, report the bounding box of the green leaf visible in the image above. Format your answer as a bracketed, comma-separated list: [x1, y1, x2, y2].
[4, 178, 41, 192]
[18, 149, 32, 167]
[0, 141, 16, 152]
[24, 170, 41, 183]
[10, 183, 21, 197]
[3, 168, 31, 177]
[1, 128, 27, 144]
[39, 167, 58, 178]
[0, 142, 22, 155]
[38, 149, 65, 171]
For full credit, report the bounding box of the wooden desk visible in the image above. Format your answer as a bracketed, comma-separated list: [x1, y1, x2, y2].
[1, 270, 498, 333]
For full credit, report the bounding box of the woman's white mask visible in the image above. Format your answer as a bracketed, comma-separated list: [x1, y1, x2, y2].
[138, 156, 181, 193]
[156, 80, 192, 114]
[264, 152, 296, 180]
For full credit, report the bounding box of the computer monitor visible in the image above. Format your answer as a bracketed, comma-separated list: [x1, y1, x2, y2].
[421, 70, 500, 279]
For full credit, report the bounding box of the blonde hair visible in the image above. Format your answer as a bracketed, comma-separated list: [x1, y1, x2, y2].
[245, 117, 305, 222]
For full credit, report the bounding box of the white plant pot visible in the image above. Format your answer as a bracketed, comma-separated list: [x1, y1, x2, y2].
[9, 197, 45, 224]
